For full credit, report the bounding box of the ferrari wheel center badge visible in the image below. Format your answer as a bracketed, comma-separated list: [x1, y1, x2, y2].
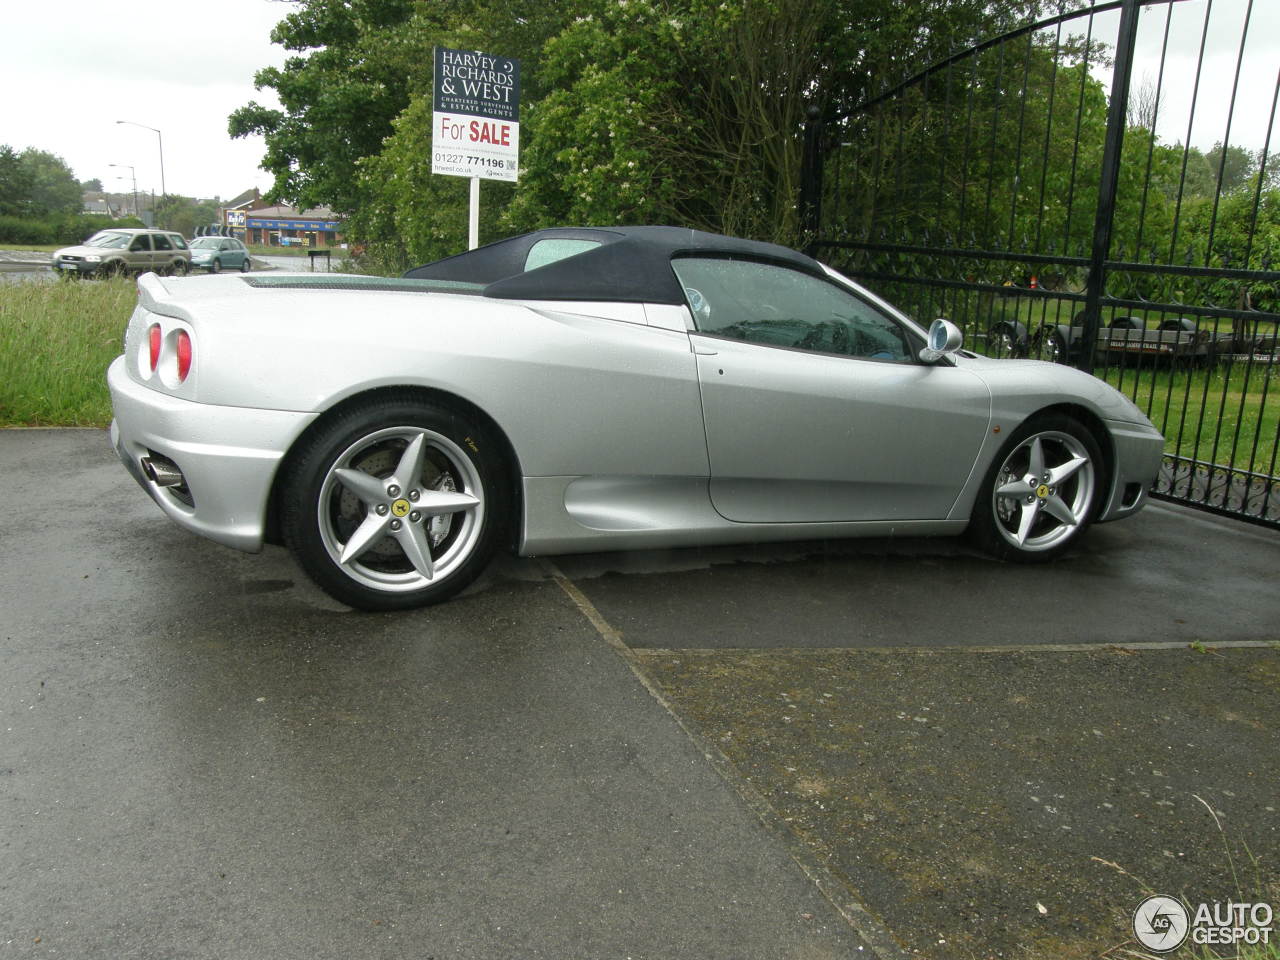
[1035, 483, 1050, 499]
[391, 498, 411, 518]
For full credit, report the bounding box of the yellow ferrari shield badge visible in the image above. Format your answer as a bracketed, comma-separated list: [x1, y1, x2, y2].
[391, 498, 411, 517]
[1036, 484, 1050, 499]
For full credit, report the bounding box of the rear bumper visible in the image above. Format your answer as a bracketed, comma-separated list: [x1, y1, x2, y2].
[107, 355, 316, 552]
[1097, 418, 1166, 523]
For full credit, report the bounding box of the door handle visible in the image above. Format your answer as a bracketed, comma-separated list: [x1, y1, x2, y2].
[693, 343, 719, 356]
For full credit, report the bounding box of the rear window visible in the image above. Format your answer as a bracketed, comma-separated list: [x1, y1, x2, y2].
[524, 238, 600, 272]
[153, 234, 172, 251]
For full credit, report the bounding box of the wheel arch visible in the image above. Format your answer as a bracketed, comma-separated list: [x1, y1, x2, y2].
[263, 384, 525, 550]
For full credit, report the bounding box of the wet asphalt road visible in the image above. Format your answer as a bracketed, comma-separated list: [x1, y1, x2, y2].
[2, 429, 1278, 958]
[1, 430, 864, 958]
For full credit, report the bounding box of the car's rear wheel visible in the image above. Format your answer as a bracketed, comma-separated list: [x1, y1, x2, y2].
[282, 396, 509, 610]
[239, 257, 251, 273]
[968, 414, 1102, 562]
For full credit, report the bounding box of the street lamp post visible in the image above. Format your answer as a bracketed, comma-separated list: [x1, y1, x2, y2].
[116, 120, 165, 224]
[107, 163, 138, 219]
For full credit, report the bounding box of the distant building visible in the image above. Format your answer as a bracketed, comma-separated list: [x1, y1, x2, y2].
[81, 193, 113, 216]
[220, 189, 343, 247]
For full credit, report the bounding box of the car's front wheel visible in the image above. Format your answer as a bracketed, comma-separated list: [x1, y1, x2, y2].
[968, 414, 1102, 562]
[209, 258, 221, 274]
[282, 396, 509, 610]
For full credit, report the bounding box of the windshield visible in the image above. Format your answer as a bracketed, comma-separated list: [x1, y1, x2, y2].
[84, 232, 131, 249]
[190, 238, 222, 249]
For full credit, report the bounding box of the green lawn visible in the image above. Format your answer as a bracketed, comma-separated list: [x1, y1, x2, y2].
[1101, 361, 1279, 472]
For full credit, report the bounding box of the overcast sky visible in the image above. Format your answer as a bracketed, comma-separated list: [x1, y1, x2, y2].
[2, 0, 1275, 204]
[1114, 0, 1278, 154]
[3, 0, 290, 200]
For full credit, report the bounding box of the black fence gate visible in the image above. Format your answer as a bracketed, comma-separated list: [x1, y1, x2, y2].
[802, 0, 1279, 527]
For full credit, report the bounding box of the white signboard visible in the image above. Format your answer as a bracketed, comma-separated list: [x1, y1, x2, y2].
[432, 47, 520, 183]
[432, 112, 520, 182]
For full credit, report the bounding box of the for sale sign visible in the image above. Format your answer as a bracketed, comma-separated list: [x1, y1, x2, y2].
[432, 47, 520, 182]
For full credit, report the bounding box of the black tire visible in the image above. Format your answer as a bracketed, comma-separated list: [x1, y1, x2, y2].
[1045, 332, 1068, 364]
[281, 395, 510, 610]
[172, 259, 189, 276]
[104, 260, 128, 279]
[209, 258, 221, 274]
[239, 257, 251, 273]
[967, 413, 1103, 562]
[988, 324, 1025, 358]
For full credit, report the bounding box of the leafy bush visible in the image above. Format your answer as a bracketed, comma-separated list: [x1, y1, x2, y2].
[0, 213, 145, 247]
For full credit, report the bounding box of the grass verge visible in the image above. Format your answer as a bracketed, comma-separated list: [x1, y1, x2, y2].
[0, 276, 134, 426]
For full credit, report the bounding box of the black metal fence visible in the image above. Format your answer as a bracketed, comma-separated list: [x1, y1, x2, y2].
[803, 0, 1279, 527]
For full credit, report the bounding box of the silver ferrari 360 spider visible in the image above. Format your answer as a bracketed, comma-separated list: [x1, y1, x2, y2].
[108, 226, 1164, 610]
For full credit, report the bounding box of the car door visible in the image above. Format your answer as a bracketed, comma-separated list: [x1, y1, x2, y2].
[672, 256, 992, 523]
[151, 232, 173, 270]
[127, 233, 152, 271]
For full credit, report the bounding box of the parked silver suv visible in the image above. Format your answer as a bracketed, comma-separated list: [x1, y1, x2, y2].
[52, 229, 191, 278]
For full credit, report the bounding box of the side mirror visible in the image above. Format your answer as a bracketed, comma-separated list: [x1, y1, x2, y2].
[919, 318, 964, 364]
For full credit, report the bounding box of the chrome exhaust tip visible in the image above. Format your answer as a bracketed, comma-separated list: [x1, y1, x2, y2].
[140, 455, 185, 488]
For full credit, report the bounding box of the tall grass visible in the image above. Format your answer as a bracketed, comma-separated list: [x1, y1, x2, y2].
[0, 277, 135, 426]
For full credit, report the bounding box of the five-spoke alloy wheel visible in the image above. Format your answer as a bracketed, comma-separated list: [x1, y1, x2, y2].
[283, 396, 509, 610]
[969, 414, 1102, 561]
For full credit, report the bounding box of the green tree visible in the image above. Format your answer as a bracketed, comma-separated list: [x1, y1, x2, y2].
[19, 148, 82, 215]
[228, 0, 422, 213]
[154, 195, 222, 237]
[1204, 142, 1257, 196]
[234, 0, 1049, 258]
[0, 145, 35, 217]
[505, 0, 1048, 247]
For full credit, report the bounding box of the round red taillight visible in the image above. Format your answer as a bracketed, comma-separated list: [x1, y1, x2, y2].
[176, 330, 192, 383]
[148, 324, 161, 371]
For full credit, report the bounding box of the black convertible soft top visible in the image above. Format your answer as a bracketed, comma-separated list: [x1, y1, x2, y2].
[402, 226, 824, 305]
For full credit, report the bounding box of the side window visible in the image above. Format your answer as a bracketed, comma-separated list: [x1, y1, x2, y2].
[129, 235, 151, 251]
[171, 235, 188, 250]
[524, 238, 600, 272]
[153, 234, 173, 251]
[670, 257, 914, 362]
